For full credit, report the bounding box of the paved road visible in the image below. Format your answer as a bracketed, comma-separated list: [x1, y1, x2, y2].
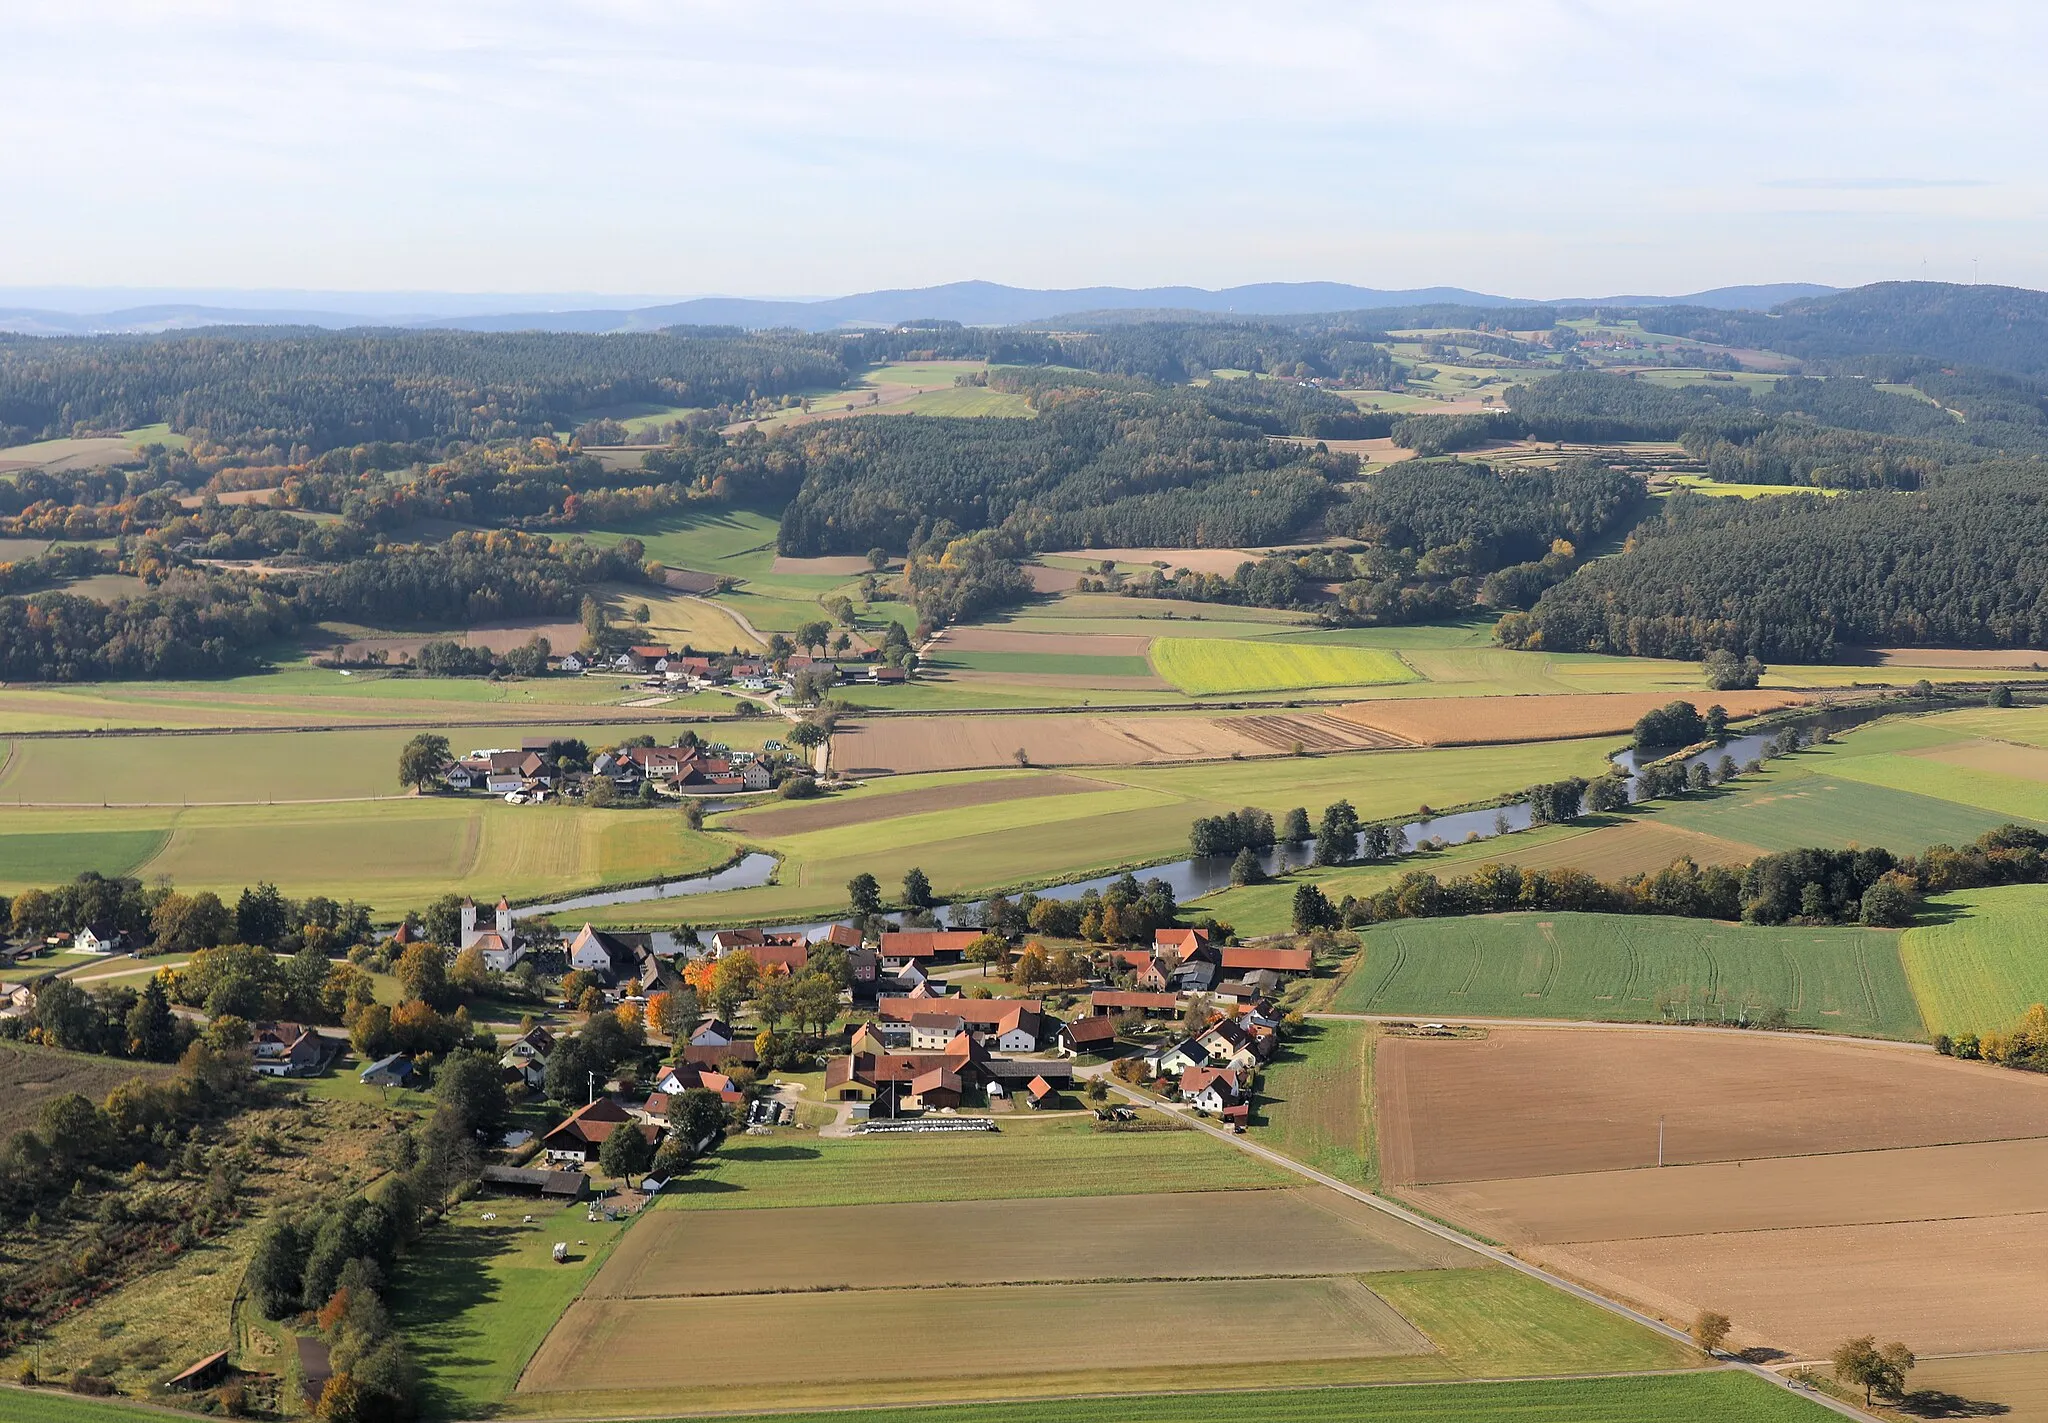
[1097, 1077, 1882, 1423]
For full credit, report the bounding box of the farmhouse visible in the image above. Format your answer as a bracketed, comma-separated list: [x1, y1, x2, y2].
[710, 928, 810, 973]
[684, 1016, 757, 1066]
[1155, 927, 1211, 956]
[500, 1024, 557, 1088]
[543, 1097, 659, 1164]
[1196, 1017, 1272, 1071]
[1217, 946, 1313, 976]
[1089, 990, 1179, 1018]
[877, 996, 1046, 1050]
[566, 923, 671, 996]
[1058, 1015, 1120, 1055]
[460, 895, 524, 971]
[1180, 1065, 1249, 1120]
[250, 1022, 326, 1077]
[824, 1029, 1072, 1110]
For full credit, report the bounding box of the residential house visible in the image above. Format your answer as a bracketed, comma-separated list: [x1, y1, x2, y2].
[1057, 1015, 1120, 1056]
[1146, 1037, 1209, 1076]
[359, 1053, 415, 1088]
[558, 652, 587, 674]
[566, 923, 669, 996]
[1132, 957, 1173, 993]
[1155, 927, 1211, 957]
[542, 1098, 658, 1164]
[73, 923, 125, 954]
[1180, 1065, 1249, 1120]
[1196, 1018, 1268, 1072]
[684, 1016, 757, 1067]
[500, 1024, 556, 1088]
[250, 1022, 325, 1077]
[824, 1031, 1072, 1110]
[460, 895, 524, 971]
[904, 1067, 963, 1111]
[625, 644, 674, 672]
[904, 1013, 968, 1051]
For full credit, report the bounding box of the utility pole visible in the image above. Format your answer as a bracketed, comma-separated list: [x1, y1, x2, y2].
[1658, 1115, 1665, 1168]
[588, 1069, 597, 1106]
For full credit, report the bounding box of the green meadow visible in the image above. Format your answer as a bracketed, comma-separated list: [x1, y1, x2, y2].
[1902, 882, 2048, 1036]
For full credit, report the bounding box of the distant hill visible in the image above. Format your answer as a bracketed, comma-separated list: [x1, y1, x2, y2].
[0, 278, 1839, 336]
[1640, 282, 2048, 373]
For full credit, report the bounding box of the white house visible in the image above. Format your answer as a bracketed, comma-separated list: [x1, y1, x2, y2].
[73, 923, 124, 954]
[905, 1014, 967, 1051]
[461, 896, 524, 971]
[559, 652, 586, 674]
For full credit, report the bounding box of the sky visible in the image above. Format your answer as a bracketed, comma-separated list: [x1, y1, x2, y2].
[4, 1, 2044, 301]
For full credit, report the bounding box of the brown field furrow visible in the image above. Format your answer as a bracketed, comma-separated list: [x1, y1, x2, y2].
[1335, 690, 1804, 746]
[1910, 1352, 2048, 1423]
[1232, 714, 1408, 753]
[588, 1189, 1464, 1299]
[1537, 1213, 2048, 1357]
[1405, 1138, 2048, 1246]
[520, 1277, 1431, 1394]
[1375, 1027, 2048, 1186]
[728, 773, 1110, 836]
[1039, 546, 1276, 575]
[932, 627, 1153, 657]
[769, 555, 873, 575]
[1874, 647, 2048, 668]
[830, 714, 1281, 773]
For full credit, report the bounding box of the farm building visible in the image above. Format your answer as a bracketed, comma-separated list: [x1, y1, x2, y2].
[543, 1098, 660, 1164]
[1058, 1015, 1120, 1055]
[479, 1164, 589, 1199]
[359, 1053, 415, 1087]
[1089, 991, 1179, 1018]
[250, 1022, 327, 1077]
[877, 995, 1046, 1050]
[877, 930, 980, 969]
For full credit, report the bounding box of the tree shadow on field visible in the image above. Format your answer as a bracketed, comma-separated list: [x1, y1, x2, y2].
[1897, 1389, 2011, 1418]
[389, 1222, 517, 1419]
[716, 1144, 821, 1163]
[1736, 1347, 1790, 1365]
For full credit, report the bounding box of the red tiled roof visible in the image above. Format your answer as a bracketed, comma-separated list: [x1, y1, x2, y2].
[879, 930, 982, 957]
[1219, 947, 1312, 973]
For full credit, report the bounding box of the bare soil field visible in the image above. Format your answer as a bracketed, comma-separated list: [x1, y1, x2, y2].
[934, 627, 1153, 657]
[660, 567, 722, 593]
[1234, 712, 1408, 753]
[830, 711, 1406, 773]
[590, 1189, 1465, 1298]
[1484, 819, 1767, 879]
[521, 1276, 1431, 1395]
[321, 615, 585, 660]
[1041, 547, 1273, 575]
[1024, 562, 1084, 592]
[1548, 1212, 2048, 1357]
[1874, 647, 2048, 668]
[729, 772, 1112, 836]
[1374, 1028, 2048, 1186]
[1408, 1137, 2048, 1246]
[177, 487, 283, 507]
[1912, 1351, 2048, 1423]
[1335, 690, 1804, 746]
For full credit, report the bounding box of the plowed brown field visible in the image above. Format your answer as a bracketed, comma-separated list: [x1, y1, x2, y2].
[1335, 690, 1805, 746]
[1375, 1027, 2048, 1185]
[933, 627, 1152, 657]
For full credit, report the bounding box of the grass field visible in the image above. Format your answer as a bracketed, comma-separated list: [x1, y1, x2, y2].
[1152, 638, 1418, 695]
[389, 1199, 633, 1418]
[659, 1120, 1289, 1210]
[0, 798, 729, 910]
[1902, 883, 2048, 1035]
[1333, 912, 1923, 1039]
[1254, 1020, 1379, 1186]
[1663, 474, 1841, 498]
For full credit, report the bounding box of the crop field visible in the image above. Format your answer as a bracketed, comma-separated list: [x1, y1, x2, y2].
[1911, 1352, 2048, 1423]
[589, 583, 762, 652]
[1334, 912, 1923, 1039]
[1374, 1026, 2048, 1185]
[661, 1121, 1288, 1211]
[0, 1042, 170, 1138]
[826, 710, 1407, 774]
[1255, 1021, 1379, 1186]
[1333, 689, 1801, 746]
[1151, 638, 1418, 695]
[1901, 883, 2048, 1035]
[725, 770, 1111, 836]
[1661, 474, 1842, 498]
[577, 506, 783, 579]
[1473, 816, 1766, 878]
[596, 1189, 1466, 1297]
[1649, 766, 2026, 853]
[0, 798, 728, 909]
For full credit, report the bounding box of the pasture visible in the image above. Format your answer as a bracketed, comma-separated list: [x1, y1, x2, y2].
[1151, 638, 1417, 695]
[1901, 883, 2048, 1035]
[1333, 912, 1923, 1039]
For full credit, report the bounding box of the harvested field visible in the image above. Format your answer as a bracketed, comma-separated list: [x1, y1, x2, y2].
[1912, 1351, 2048, 1423]
[1024, 562, 1083, 592]
[1482, 818, 1766, 880]
[1408, 1137, 2048, 1246]
[1874, 647, 2048, 668]
[590, 1189, 1465, 1298]
[1545, 1211, 2048, 1356]
[1334, 690, 1803, 746]
[1041, 546, 1272, 575]
[934, 627, 1153, 658]
[659, 567, 722, 593]
[521, 1276, 1432, 1395]
[1374, 1027, 2048, 1186]
[1233, 713, 1407, 753]
[1910, 736, 2048, 784]
[727, 772, 1111, 836]
[829, 712, 1405, 774]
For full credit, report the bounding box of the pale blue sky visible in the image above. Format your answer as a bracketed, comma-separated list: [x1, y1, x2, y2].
[4, 1, 2042, 298]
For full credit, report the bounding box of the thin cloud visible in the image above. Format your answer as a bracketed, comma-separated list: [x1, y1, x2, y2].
[1763, 178, 1996, 190]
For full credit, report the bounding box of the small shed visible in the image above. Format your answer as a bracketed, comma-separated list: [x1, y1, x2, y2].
[167, 1350, 233, 1392]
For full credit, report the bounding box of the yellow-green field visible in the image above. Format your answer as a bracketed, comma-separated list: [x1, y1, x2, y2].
[1902, 883, 2048, 1037]
[1151, 638, 1419, 695]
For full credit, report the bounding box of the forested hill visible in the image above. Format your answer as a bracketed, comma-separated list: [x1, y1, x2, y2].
[0, 329, 853, 452]
[1637, 283, 2048, 374]
[776, 381, 1359, 555]
[1498, 465, 2048, 660]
